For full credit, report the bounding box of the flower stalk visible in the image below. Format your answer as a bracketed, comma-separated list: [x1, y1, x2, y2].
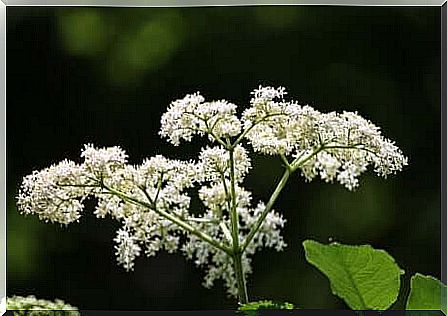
[228, 147, 249, 304]
[241, 168, 290, 254]
[100, 182, 233, 255]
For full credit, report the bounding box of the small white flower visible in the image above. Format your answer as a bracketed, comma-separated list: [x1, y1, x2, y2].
[81, 143, 128, 178]
[17, 159, 88, 225]
[114, 228, 141, 271]
[199, 182, 252, 213]
[336, 161, 368, 191]
[160, 94, 242, 145]
[250, 85, 287, 103]
[198, 145, 251, 183]
[159, 92, 205, 146]
[315, 152, 341, 183]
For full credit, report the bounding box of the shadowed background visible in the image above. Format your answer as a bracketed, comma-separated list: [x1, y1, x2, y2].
[6, 6, 440, 310]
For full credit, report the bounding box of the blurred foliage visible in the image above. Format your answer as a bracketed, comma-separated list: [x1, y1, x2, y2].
[57, 9, 185, 86]
[58, 9, 111, 57]
[8, 201, 40, 280]
[6, 6, 440, 311]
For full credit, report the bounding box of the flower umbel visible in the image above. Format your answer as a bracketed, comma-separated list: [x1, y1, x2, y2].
[159, 93, 241, 146]
[17, 85, 407, 303]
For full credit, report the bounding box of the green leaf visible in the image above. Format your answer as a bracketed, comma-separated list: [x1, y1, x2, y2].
[238, 300, 294, 316]
[303, 240, 404, 310]
[406, 273, 447, 311]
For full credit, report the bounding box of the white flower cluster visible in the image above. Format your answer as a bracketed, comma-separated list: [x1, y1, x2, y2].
[93, 153, 202, 271]
[161, 86, 407, 191]
[159, 93, 241, 145]
[183, 144, 286, 296]
[7, 295, 79, 316]
[17, 159, 89, 225]
[246, 87, 408, 190]
[197, 145, 251, 183]
[81, 144, 128, 178]
[183, 195, 286, 296]
[17, 143, 286, 288]
[17, 85, 407, 299]
[294, 110, 408, 190]
[17, 144, 201, 271]
[183, 202, 286, 297]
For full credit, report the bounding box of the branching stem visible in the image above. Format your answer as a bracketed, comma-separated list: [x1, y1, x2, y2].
[242, 146, 324, 253]
[228, 148, 249, 304]
[99, 182, 232, 255]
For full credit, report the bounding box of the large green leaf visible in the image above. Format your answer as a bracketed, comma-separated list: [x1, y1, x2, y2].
[303, 240, 404, 310]
[406, 273, 447, 311]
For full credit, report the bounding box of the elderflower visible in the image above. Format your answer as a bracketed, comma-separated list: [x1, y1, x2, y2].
[199, 183, 252, 213]
[290, 110, 408, 190]
[183, 199, 286, 296]
[160, 93, 242, 145]
[198, 145, 251, 183]
[17, 159, 88, 225]
[17, 145, 202, 271]
[114, 228, 142, 271]
[81, 143, 128, 177]
[16, 85, 408, 301]
[241, 87, 408, 190]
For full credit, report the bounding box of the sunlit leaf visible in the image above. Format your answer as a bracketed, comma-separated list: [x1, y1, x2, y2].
[406, 273, 447, 311]
[303, 240, 404, 310]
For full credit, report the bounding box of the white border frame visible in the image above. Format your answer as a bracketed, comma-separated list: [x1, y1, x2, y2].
[1, 1, 444, 315]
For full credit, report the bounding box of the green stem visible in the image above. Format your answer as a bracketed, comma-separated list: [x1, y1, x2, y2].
[242, 146, 325, 253]
[232, 113, 287, 147]
[233, 251, 248, 304]
[219, 172, 233, 219]
[241, 168, 291, 253]
[290, 146, 324, 172]
[228, 149, 249, 304]
[323, 144, 379, 157]
[279, 153, 292, 171]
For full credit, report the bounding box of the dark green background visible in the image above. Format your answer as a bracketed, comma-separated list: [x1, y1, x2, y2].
[6, 6, 441, 310]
